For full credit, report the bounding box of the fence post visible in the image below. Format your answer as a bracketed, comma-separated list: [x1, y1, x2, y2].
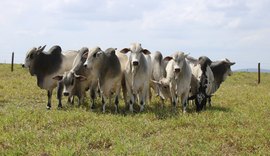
[258, 63, 260, 84]
[11, 52, 14, 72]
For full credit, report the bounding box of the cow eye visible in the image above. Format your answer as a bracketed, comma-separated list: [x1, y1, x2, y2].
[29, 54, 33, 59]
[93, 53, 97, 58]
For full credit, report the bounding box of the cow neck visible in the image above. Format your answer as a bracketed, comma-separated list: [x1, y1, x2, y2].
[33, 51, 63, 77]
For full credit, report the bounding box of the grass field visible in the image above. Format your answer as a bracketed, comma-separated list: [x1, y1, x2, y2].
[0, 64, 270, 155]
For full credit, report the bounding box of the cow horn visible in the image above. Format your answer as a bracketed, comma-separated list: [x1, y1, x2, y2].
[37, 45, 46, 52]
[184, 53, 190, 58]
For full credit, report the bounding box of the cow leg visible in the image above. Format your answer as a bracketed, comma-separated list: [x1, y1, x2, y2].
[169, 83, 177, 112]
[160, 97, 165, 108]
[114, 85, 121, 113]
[102, 96, 107, 113]
[208, 97, 212, 107]
[129, 95, 135, 113]
[47, 90, 53, 110]
[170, 94, 177, 112]
[57, 81, 63, 109]
[139, 93, 145, 112]
[182, 92, 189, 113]
[121, 77, 128, 108]
[140, 85, 149, 112]
[90, 89, 96, 110]
[125, 80, 134, 113]
[68, 96, 74, 105]
[78, 95, 84, 106]
[114, 95, 119, 113]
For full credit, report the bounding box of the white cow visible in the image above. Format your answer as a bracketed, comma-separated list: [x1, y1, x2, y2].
[153, 52, 192, 113]
[120, 43, 151, 113]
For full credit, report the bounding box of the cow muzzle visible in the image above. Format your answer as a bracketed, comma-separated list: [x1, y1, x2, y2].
[132, 61, 139, 66]
[174, 68, 180, 73]
[63, 92, 70, 96]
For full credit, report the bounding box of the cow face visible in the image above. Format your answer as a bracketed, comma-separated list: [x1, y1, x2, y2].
[53, 72, 86, 96]
[151, 79, 170, 100]
[23, 45, 46, 75]
[120, 43, 150, 68]
[165, 52, 188, 75]
[84, 47, 103, 70]
[222, 59, 236, 80]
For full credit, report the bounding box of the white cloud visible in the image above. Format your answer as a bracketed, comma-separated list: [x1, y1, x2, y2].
[0, 0, 270, 69]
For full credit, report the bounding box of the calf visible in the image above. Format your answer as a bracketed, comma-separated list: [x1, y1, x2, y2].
[23, 45, 78, 109]
[150, 51, 165, 98]
[53, 47, 98, 108]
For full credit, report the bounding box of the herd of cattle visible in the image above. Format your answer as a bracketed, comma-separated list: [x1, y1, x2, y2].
[22, 43, 235, 113]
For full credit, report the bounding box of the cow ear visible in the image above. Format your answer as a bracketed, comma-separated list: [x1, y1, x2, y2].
[142, 49, 151, 55]
[151, 80, 161, 85]
[225, 58, 235, 66]
[37, 45, 46, 51]
[82, 52, 88, 59]
[110, 48, 116, 55]
[230, 62, 235, 66]
[53, 75, 63, 81]
[96, 51, 103, 57]
[120, 48, 130, 54]
[75, 74, 87, 81]
[164, 56, 173, 62]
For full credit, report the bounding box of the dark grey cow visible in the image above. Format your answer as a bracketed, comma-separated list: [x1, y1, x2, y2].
[208, 58, 235, 105]
[23, 45, 78, 109]
[84, 47, 124, 113]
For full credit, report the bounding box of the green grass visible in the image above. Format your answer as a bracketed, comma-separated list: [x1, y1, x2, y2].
[0, 64, 270, 155]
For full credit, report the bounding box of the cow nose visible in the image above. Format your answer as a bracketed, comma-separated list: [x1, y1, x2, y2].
[22, 64, 25, 68]
[175, 68, 180, 73]
[133, 61, 139, 66]
[63, 92, 69, 96]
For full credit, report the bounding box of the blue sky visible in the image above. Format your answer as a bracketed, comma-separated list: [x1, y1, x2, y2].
[0, 0, 270, 70]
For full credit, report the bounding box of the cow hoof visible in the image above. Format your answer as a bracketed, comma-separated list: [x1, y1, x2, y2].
[46, 106, 51, 110]
[57, 106, 63, 110]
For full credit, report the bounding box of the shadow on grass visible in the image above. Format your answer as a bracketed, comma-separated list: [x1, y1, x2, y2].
[207, 105, 231, 112]
[50, 96, 231, 120]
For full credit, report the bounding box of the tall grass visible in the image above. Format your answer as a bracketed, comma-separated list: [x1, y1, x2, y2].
[0, 64, 270, 155]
